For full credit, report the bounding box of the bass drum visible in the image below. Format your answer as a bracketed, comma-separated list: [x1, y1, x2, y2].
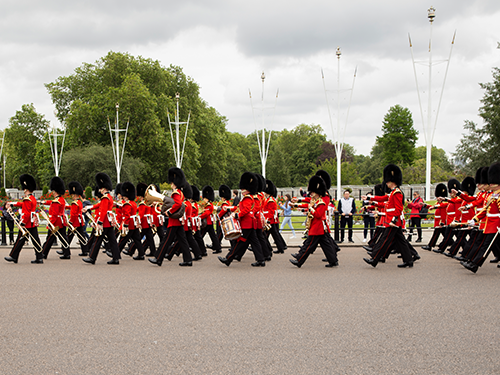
[221, 215, 242, 240]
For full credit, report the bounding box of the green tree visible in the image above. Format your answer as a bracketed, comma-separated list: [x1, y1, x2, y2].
[59, 145, 145, 188]
[454, 68, 500, 174]
[45, 51, 228, 185]
[376, 105, 418, 167]
[4, 104, 49, 188]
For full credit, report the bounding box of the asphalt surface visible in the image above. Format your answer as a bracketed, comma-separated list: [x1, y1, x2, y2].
[1, 230, 499, 374]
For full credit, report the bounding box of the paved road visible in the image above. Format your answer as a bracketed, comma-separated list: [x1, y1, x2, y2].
[0, 234, 499, 374]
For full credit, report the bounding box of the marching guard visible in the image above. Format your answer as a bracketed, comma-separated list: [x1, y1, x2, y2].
[83, 173, 121, 265]
[5, 174, 43, 264]
[41, 177, 71, 260]
[66, 181, 89, 257]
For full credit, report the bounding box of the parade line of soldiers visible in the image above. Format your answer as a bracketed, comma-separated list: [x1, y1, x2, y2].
[4, 162, 500, 273]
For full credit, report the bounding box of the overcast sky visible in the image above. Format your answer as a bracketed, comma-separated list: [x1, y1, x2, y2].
[0, 0, 499, 158]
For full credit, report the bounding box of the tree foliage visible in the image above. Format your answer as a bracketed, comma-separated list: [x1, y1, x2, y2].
[45, 51, 228, 186]
[454, 68, 500, 174]
[376, 105, 418, 167]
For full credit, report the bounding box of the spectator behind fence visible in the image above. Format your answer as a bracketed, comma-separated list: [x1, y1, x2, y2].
[279, 194, 296, 238]
[337, 190, 356, 243]
[360, 191, 375, 243]
[3, 202, 15, 245]
[407, 191, 424, 242]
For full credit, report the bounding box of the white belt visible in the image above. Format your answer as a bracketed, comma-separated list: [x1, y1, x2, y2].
[448, 212, 456, 215]
[435, 216, 441, 218]
[462, 211, 469, 214]
[386, 208, 395, 212]
[487, 213, 500, 217]
[378, 213, 386, 216]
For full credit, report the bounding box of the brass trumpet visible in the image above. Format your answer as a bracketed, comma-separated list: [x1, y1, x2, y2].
[38, 207, 70, 248]
[8, 207, 42, 251]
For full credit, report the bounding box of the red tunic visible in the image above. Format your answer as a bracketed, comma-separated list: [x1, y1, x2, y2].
[263, 197, 279, 224]
[167, 189, 184, 227]
[66, 200, 84, 227]
[183, 200, 193, 232]
[42, 197, 67, 228]
[13, 194, 38, 228]
[308, 199, 327, 236]
[122, 200, 138, 230]
[96, 193, 113, 228]
[474, 192, 500, 234]
[371, 188, 405, 228]
[236, 194, 255, 229]
[138, 201, 150, 229]
[200, 201, 215, 225]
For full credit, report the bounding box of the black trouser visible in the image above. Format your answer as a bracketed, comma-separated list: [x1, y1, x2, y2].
[256, 228, 272, 259]
[363, 216, 375, 240]
[155, 225, 192, 265]
[9, 227, 43, 261]
[462, 230, 481, 259]
[295, 232, 339, 267]
[155, 225, 165, 243]
[171, 230, 202, 259]
[201, 223, 221, 252]
[67, 226, 89, 255]
[88, 227, 120, 261]
[408, 217, 422, 239]
[368, 227, 383, 247]
[427, 227, 445, 247]
[340, 215, 353, 241]
[447, 229, 471, 256]
[6, 220, 14, 243]
[224, 228, 264, 264]
[118, 228, 144, 256]
[438, 226, 456, 251]
[371, 227, 412, 263]
[43, 227, 70, 258]
[193, 230, 207, 255]
[266, 223, 287, 252]
[471, 233, 500, 267]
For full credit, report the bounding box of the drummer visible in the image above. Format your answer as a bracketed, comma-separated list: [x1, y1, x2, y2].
[218, 185, 236, 247]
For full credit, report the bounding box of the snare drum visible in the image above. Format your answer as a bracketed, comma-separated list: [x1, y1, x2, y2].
[221, 215, 242, 240]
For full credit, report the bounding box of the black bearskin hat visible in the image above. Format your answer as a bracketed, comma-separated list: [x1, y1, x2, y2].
[307, 175, 327, 197]
[219, 184, 231, 200]
[136, 183, 147, 197]
[20, 174, 36, 192]
[481, 167, 489, 185]
[115, 183, 123, 197]
[265, 179, 275, 196]
[488, 162, 500, 185]
[461, 177, 476, 196]
[191, 185, 200, 202]
[68, 181, 84, 196]
[272, 184, 278, 198]
[121, 182, 136, 201]
[202, 185, 215, 201]
[475, 167, 483, 185]
[448, 178, 461, 193]
[182, 183, 193, 200]
[167, 167, 186, 188]
[374, 184, 384, 197]
[315, 170, 331, 190]
[239, 172, 258, 195]
[94, 186, 103, 199]
[95, 172, 113, 191]
[255, 174, 265, 193]
[435, 183, 448, 198]
[383, 164, 403, 186]
[50, 176, 66, 196]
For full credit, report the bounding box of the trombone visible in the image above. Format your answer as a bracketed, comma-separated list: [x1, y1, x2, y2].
[38, 207, 70, 248]
[65, 214, 88, 246]
[7, 207, 42, 252]
[84, 210, 103, 237]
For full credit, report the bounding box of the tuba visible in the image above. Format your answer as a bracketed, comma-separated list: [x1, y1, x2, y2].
[144, 185, 185, 219]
